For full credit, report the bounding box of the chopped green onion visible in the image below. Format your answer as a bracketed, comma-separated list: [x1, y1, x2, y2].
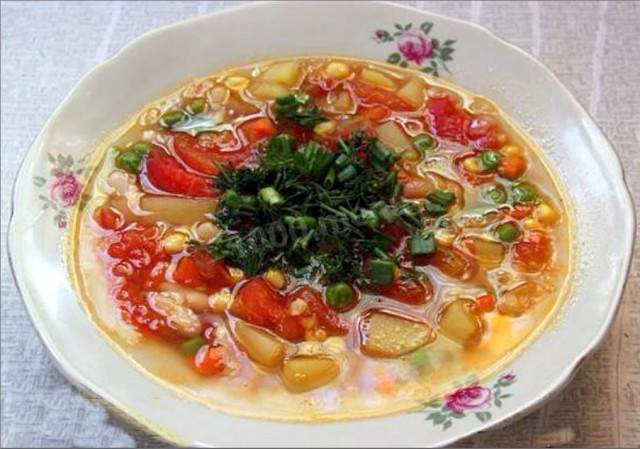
[368, 140, 399, 171]
[359, 208, 380, 228]
[284, 215, 318, 230]
[372, 201, 397, 224]
[258, 187, 284, 206]
[412, 134, 436, 151]
[369, 259, 396, 285]
[325, 282, 356, 311]
[485, 185, 507, 204]
[410, 232, 436, 256]
[480, 151, 501, 170]
[186, 98, 206, 115]
[427, 190, 456, 206]
[337, 164, 359, 183]
[511, 182, 538, 202]
[181, 336, 206, 356]
[160, 110, 187, 127]
[372, 231, 395, 252]
[496, 222, 520, 242]
[115, 151, 144, 174]
[424, 201, 447, 216]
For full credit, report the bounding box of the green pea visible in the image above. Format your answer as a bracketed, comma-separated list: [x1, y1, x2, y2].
[181, 336, 207, 356]
[187, 98, 206, 115]
[132, 141, 151, 155]
[485, 185, 507, 204]
[511, 182, 538, 202]
[325, 282, 356, 311]
[496, 222, 520, 242]
[115, 151, 143, 174]
[161, 110, 187, 127]
[480, 151, 501, 170]
[412, 134, 436, 151]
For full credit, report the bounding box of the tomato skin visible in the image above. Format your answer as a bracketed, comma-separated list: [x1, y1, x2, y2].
[464, 114, 507, 150]
[497, 155, 527, 180]
[231, 278, 285, 328]
[367, 278, 432, 305]
[238, 117, 278, 144]
[144, 148, 217, 197]
[358, 105, 391, 123]
[193, 345, 227, 376]
[170, 131, 246, 176]
[348, 81, 415, 112]
[172, 251, 236, 291]
[425, 96, 471, 143]
[500, 204, 534, 220]
[512, 231, 552, 272]
[93, 205, 122, 230]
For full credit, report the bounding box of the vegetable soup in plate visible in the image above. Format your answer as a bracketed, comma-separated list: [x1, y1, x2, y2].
[71, 56, 571, 421]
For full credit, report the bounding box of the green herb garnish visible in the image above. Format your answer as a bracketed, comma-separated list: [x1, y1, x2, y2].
[275, 92, 328, 129]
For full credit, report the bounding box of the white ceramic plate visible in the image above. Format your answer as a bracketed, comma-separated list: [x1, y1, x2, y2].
[8, 1, 635, 447]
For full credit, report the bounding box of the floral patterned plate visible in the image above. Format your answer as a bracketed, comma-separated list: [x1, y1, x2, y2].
[8, 1, 634, 447]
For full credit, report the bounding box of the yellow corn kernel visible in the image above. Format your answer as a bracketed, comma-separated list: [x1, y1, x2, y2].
[536, 203, 559, 225]
[394, 266, 402, 281]
[209, 290, 233, 313]
[463, 157, 483, 174]
[401, 148, 421, 161]
[501, 145, 523, 157]
[224, 76, 250, 91]
[229, 267, 245, 283]
[313, 120, 337, 136]
[264, 268, 287, 290]
[523, 218, 541, 230]
[325, 62, 351, 80]
[163, 232, 189, 254]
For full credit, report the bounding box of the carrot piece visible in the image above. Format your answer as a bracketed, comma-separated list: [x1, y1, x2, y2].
[239, 117, 278, 144]
[476, 293, 496, 312]
[193, 345, 227, 376]
[497, 155, 527, 180]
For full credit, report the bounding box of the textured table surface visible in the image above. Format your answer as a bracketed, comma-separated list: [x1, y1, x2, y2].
[1, 1, 639, 447]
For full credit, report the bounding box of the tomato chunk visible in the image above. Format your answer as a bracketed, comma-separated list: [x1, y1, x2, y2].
[239, 117, 278, 145]
[231, 278, 286, 328]
[425, 96, 471, 143]
[348, 81, 415, 112]
[171, 131, 247, 176]
[512, 231, 552, 272]
[145, 148, 217, 197]
[367, 277, 432, 305]
[193, 344, 227, 376]
[172, 251, 236, 292]
[358, 105, 391, 123]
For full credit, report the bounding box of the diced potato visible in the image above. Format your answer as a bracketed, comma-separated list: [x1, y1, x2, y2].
[359, 309, 435, 358]
[497, 282, 547, 317]
[260, 62, 300, 87]
[224, 76, 249, 91]
[376, 122, 413, 153]
[463, 157, 483, 173]
[234, 321, 288, 368]
[471, 237, 505, 268]
[110, 195, 217, 226]
[159, 282, 209, 312]
[360, 69, 396, 90]
[330, 91, 354, 113]
[314, 120, 337, 136]
[264, 268, 287, 290]
[282, 355, 340, 392]
[250, 82, 291, 100]
[438, 299, 484, 346]
[207, 86, 229, 105]
[397, 77, 426, 109]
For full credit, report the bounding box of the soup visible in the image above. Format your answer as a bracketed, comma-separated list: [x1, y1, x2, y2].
[71, 57, 572, 421]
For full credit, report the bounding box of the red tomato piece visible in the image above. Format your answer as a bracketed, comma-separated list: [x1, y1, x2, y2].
[512, 231, 552, 272]
[170, 131, 247, 176]
[93, 205, 122, 230]
[476, 292, 496, 313]
[193, 344, 227, 376]
[500, 204, 534, 220]
[238, 117, 278, 145]
[172, 251, 236, 292]
[231, 278, 286, 328]
[464, 114, 507, 150]
[358, 105, 391, 123]
[367, 277, 432, 305]
[145, 148, 217, 197]
[425, 96, 471, 143]
[348, 80, 415, 112]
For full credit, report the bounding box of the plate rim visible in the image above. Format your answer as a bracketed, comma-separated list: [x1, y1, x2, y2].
[7, 1, 636, 446]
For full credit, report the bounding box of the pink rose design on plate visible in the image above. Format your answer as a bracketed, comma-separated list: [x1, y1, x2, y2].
[444, 385, 492, 414]
[50, 172, 81, 208]
[397, 31, 433, 65]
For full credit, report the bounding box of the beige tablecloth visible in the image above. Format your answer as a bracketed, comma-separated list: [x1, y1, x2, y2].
[1, 1, 638, 447]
